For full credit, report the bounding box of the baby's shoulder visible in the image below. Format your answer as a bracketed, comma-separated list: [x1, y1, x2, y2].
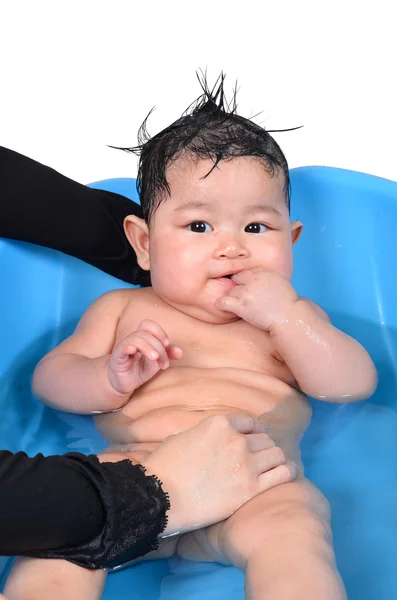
[114, 287, 167, 335]
[94, 286, 151, 303]
[83, 287, 144, 322]
[118, 286, 158, 309]
[113, 286, 162, 320]
[91, 287, 136, 309]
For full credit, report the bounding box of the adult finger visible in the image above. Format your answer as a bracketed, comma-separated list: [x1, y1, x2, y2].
[257, 463, 297, 494]
[253, 446, 287, 475]
[225, 412, 264, 435]
[245, 433, 276, 452]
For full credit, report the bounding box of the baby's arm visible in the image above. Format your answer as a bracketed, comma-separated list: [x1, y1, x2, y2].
[32, 289, 133, 413]
[216, 269, 377, 403]
[270, 297, 377, 402]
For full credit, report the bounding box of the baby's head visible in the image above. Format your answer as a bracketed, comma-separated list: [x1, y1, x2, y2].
[124, 75, 302, 323]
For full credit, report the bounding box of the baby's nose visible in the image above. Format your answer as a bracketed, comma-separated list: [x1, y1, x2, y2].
[215, 239, 249, 259]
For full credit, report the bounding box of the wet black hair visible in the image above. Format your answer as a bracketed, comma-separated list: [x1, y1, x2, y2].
[114, 72, 301, 222]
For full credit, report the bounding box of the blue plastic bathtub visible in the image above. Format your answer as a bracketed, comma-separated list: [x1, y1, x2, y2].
[0, 166, 396, 599]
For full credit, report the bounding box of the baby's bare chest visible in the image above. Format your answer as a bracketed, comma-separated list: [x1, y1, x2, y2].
[96, 293, 307, 445]
[115, 298, 295, 385]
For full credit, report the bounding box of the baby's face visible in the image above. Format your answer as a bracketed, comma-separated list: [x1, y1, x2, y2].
[148, 157, 302, 323]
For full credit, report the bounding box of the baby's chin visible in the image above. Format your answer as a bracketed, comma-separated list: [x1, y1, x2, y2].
[188, 304, 241, 325]
[204, 311, 241, 325]
[151, 286, 242, 324]
[165, 300, 241, 325]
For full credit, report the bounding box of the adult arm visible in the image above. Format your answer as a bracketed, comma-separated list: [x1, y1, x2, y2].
[0, 450, 168, 569]
[0, 146, 148, 285]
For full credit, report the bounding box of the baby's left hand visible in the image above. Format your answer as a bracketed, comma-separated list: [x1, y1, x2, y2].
[215, 268, 298, 331]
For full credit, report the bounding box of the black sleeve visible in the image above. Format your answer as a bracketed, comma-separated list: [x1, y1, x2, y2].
[0, 146, 150, 286]
[0, 451, 169, 569]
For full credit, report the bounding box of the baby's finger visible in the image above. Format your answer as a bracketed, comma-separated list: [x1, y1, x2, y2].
[232, 268, 265, 283]
[125, 333, 168, 365]
[215, 296, 241, 314]
[137, 319, 171, 347]
[123, 340, 159, 362]
[124, 330, 168, 359]
[245, 433, 276, 452]
[166, 344, 184, 360]
[230, 269, 250, 283]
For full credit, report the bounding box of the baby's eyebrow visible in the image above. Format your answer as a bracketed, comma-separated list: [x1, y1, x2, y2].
[174, 201, 211, 212]
[244, 203, 283, 217]
[174, 200, 283, 217]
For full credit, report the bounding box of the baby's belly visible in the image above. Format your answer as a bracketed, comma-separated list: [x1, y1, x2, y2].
[95, 367, 312, 448]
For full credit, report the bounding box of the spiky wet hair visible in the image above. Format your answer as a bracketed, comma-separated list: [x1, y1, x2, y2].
[116, 73, 300, 222]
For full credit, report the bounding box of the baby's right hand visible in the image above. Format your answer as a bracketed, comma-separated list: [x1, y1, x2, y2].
[108, 320, 183, 394]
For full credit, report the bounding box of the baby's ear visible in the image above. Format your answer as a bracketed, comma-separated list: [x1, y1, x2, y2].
[124, 215, 150, 271]
[291, 221, 303, 244]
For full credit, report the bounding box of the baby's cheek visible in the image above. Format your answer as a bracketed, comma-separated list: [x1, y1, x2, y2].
[274, 257, 293, 280]
[281, 253, 294, 280]
[263, 243, 293, 279]
[150, 257, 177, 289]
[150, 243, 197, 295]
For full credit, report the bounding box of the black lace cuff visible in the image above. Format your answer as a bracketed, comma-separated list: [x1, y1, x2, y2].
[30, 454, 170, 569]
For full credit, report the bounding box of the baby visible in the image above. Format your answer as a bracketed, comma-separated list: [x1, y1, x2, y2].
[5, 77, 377, 600]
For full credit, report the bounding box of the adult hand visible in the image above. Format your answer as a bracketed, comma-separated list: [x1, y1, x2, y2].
[143, 412, 296, 536]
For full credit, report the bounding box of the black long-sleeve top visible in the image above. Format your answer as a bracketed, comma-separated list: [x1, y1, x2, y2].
[0, 451, 169, 569]
[0, 145, 149, 286]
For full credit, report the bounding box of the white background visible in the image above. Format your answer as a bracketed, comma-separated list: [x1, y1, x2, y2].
[1, 0, 396, 184]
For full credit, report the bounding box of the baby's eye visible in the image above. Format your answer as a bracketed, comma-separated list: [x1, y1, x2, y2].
[188, 221, 213, 233]
[245, 222, 268, 233]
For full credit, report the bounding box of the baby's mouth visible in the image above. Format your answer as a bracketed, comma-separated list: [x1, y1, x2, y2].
[213, 273, 239, 286]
